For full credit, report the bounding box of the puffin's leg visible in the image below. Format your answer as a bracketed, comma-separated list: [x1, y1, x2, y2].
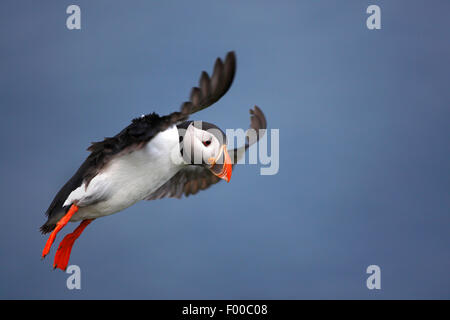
[42, 204, 79, 259]
[53, 219, 93, 271]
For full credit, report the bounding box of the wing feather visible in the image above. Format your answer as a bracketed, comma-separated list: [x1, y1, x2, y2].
[186, 52, 236, 115]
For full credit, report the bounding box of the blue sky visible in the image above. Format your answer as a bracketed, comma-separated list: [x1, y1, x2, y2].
[0, 0, 449, 299]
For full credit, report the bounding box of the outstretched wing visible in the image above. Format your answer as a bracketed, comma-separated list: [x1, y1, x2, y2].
[228, 106, 267, 164]
[42, 52, 237, 232]
[187, 51, 236, 115]
[146, 106, 267, 200]
[145, 166, 221, 199]
[84, 51, 237, 185]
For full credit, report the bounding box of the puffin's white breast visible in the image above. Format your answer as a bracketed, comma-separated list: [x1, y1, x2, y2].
[65, 125, 184, 221]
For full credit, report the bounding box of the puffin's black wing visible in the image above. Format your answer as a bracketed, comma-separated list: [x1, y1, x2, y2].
[83, 51, 237, 185]
[145, 106, 267, 200]
[228, 106, 267, 164]
[186, 51, 236, 115]
[145, 166, 221, 199]
[42, 52, 237, 233]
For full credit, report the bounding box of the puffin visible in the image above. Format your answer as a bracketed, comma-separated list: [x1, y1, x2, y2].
[41, 51, 267, 270]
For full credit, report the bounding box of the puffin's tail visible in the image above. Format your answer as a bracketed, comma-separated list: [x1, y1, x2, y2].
[40, 222, 55, 234]
[40, 206, 70, 234]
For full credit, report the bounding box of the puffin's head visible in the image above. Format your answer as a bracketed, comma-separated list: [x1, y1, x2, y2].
[177, 121, 232, 182]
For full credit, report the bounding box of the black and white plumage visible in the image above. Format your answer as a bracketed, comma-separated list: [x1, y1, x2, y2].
[40, 52, 267, 270]
[147, 106, 266, 200]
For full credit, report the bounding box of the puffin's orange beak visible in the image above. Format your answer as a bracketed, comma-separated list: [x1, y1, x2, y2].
[208, 145, 233, 183]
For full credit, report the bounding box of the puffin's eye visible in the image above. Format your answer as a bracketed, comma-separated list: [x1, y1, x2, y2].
[203, 140, 211, 147]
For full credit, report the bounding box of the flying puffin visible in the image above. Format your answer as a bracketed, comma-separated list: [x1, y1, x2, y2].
[41, 51, 267, 270]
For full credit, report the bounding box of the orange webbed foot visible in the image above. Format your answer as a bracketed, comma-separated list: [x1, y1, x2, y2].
[42, 204, 79, 259]
[53, 219, 93, 271]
